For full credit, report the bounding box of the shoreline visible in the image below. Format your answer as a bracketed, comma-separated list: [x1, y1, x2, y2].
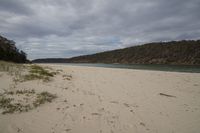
[39, 63, 200, 74]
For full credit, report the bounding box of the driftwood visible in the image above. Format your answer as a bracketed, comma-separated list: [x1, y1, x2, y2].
[159, 93, 176, 98]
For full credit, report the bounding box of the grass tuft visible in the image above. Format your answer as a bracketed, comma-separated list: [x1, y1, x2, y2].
[0, 96, 28, 114]
[22, 65, 57, 82]
[0, 61, 58, 82]
[33, 91, 57, 107]
[0, 61, 24, 76]
[0, 90, 56, 114]
[30, 65, 55, 77]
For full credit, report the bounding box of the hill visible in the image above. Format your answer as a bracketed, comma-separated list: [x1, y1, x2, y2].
[33, 40, 200, 65]
[0, 35, 28, 63]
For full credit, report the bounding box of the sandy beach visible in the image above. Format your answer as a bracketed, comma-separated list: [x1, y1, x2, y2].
[0, 63, 200, 133]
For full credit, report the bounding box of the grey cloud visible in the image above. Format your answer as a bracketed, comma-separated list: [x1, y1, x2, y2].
[0, 0, 200, 59]
[0, 0, 33, 15]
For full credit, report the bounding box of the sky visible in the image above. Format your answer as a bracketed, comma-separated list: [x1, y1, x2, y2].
[0, 0, 200, 60]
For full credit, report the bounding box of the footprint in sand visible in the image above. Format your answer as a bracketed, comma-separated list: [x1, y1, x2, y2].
[98, 95, 103, 102]
[194, 84, 199, 86]
[65, 129, 72, 132]
[17, 127, 22, 133]
[91, 112, 102, 116]
[123, 103, 139, 108]
[63, 87, 68, 90]
[140, 122, 150, 131]
[83, 116, 86, 119]
[123, 103, 130, 107]
[130, 109, 134, 113]
[98, 107, 105, 112]
[110, 101, 119, 104]
[140, 122, 145, 126]
[63, 99, 68, 103]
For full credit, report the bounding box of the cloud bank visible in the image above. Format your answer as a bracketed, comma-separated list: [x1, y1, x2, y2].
[1, 0, 200, 59]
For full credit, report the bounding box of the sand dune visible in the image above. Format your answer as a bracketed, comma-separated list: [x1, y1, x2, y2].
[1, 64, 200, 133]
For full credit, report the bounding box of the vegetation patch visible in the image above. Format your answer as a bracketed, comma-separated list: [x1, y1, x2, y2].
[33, 92, 57, 107]
[0, 90, 57, 114]
[0, 62, 58, 114]
[0, 61, 58, 82]
[0, 96, 31, 114]
[4, 89, 35, 95]
[22, 65, 57, 82]
[30, 65, 55, 77]
[0, 61, 25, 76]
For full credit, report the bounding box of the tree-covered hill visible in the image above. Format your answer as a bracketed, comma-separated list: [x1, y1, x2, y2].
[0, 35, 28, 63]
[33, 40, 200, 65]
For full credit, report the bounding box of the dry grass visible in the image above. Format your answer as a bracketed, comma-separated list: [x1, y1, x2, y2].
[33, 91, 57, 107]
[0, 90, 57, 114]
[0, 62, 58, 114]
[0, 61, 25, 76]
[22, 65, 57, 82]
[0, 96, 31, 114]
[0, 61, 58, 82]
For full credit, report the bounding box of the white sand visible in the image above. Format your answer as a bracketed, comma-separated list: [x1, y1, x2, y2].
[0, 64, 200, 133]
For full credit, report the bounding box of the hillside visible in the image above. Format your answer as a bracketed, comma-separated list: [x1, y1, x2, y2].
[33, 40, 200, 65]
[0, 35, 28, 63]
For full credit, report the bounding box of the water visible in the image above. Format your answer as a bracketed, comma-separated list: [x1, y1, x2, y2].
[60, 63, 200, 73]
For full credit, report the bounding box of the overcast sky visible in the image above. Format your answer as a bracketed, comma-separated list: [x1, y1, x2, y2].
[1, 0, 200, 59]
